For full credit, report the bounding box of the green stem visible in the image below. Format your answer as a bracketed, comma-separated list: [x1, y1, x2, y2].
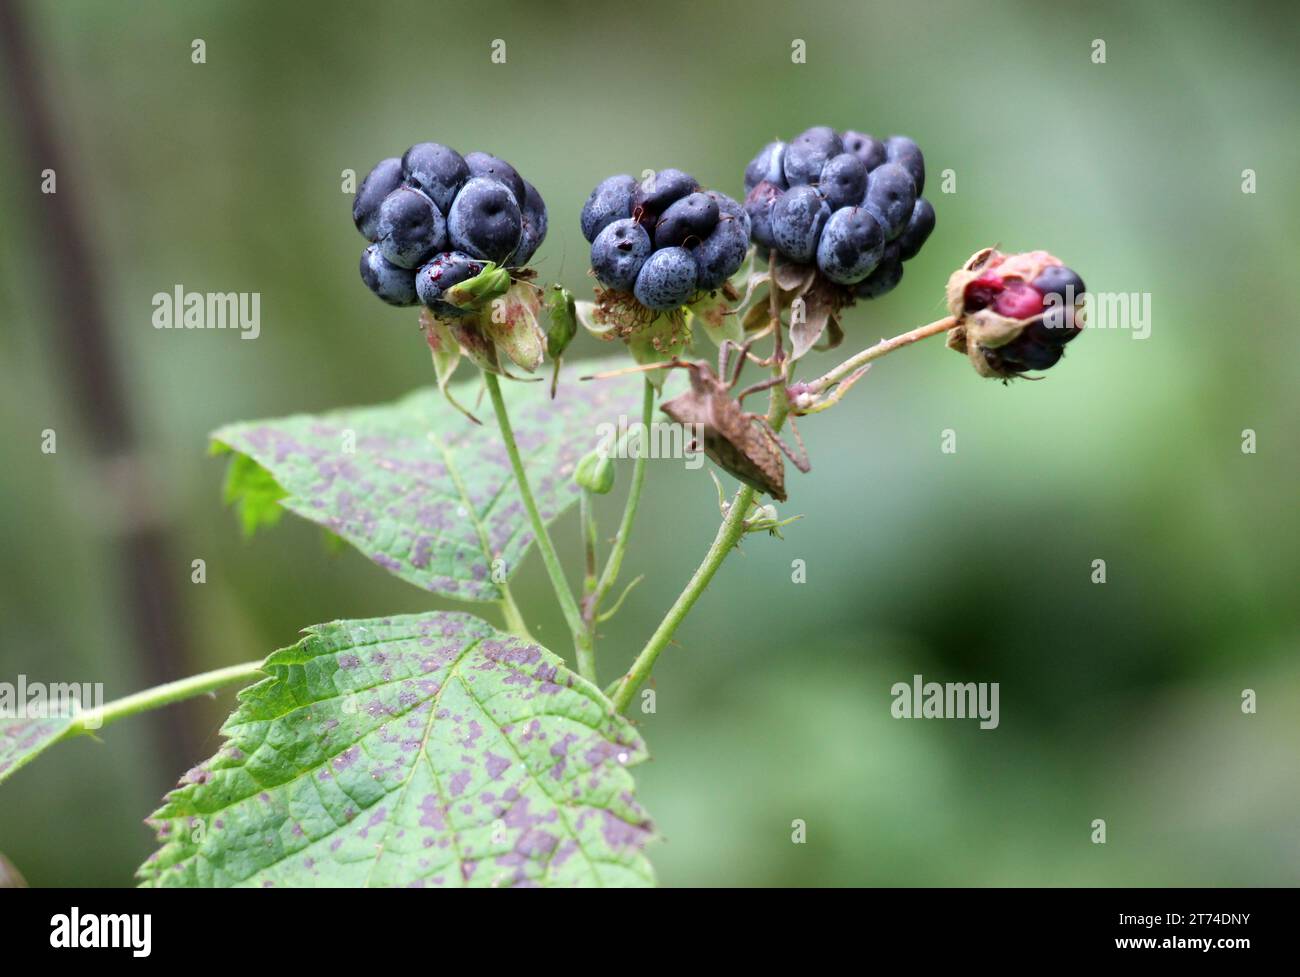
[498, 590, 534, 642]
[66, 660, 264, 736]
[580, 489, 599, 596]
[591, 377, 655, 615]
[610, 279, 795, 713]
[482, 371, 594, 676]
[609, 484, 755, 712]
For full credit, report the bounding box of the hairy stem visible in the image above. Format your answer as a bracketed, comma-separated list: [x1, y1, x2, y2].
[482, 371, 593, 676]
[65, 661, 264, 737]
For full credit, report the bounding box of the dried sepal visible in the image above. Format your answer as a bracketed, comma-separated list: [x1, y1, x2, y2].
[482, 280, 546, 373]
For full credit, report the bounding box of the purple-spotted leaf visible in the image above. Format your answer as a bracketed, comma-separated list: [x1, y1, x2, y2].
[0, 715, 75, 785]
[137, 612, 654, 887]
[210, 356, 648, 602]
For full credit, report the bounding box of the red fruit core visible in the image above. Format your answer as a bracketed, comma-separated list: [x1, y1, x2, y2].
[992, 280, 1045, 319]
[963, 275, 1005, 312]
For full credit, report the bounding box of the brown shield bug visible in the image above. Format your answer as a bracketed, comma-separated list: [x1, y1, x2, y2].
[585, 341, 809, 502]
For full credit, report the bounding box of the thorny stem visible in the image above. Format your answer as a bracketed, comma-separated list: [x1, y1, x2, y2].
[63, 661, 265, 737]
[482, 371, 595, 679]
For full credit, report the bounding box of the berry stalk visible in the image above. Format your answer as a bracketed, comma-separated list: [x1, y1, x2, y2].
[588, 377, 656, 620]
[482, 371, 595, 678]
[608, 482, 756, 713]
[610, 299, 791, 712]
[793, 313, 957, 414]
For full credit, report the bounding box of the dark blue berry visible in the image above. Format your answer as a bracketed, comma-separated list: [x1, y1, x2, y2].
[1037, 302, 1083, 346]
[816, 207, 884, 285]
[994, 333, 1062, 371]
[654, 191, 720, 248]
[401, 143, 469, 213]
[818, 152, 869, 210]
[707, 190, 751, 238]
[841, 131, 886, 171]
[770, 185, 831, 262]
[633, 246, 699, 310]
[464, 151, 527, 206]
[360, 243, 417, 306]
[744, 181, 783, 251]
[581, 174, 636, 243]
[862, 163, 917, 240]
[884, 135, 925, 195]
[512, 181, 548, 266]
[783, 126, 843, 187]
[853, 243, 904, 299]
[745, 141, 788, 192]
[896, 198, 935, 261]
[692, 212, 750, 289]
[376, 186, 446, 269]
[415, 251, 486, 316]
[632, 168, 699, 223]
[590, 219, 651, 292]
[353, 157, 403, 241]
[447, 177, 523, 264]
[1032, 265, 1086, 302]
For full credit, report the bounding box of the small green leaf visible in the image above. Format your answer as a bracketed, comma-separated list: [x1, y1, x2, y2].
[219, 449, 288, 537]
[138, 612, 654, 888]
[211, 356, 651, 602]
[0, 715, 75, 786]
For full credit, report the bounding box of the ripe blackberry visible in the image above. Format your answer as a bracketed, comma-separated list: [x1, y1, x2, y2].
[352, 142, 547, 313]
[585, 171, 749, 311]
[743, 126, 936, 299]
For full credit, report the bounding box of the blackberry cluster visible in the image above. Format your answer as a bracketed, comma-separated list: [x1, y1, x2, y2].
[743, 126, 935, 298]
[352, 143, 546, 314]
[946, 249, 1086, 378]
[582, 170, 751, 311]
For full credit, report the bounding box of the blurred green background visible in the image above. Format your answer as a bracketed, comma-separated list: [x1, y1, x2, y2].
[1, 0, 1296, 886]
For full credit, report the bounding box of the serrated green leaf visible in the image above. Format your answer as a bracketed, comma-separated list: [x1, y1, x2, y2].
[211, 357, 649, 602]
[138, 612, 654, 888]
[0, 715, 75, 785]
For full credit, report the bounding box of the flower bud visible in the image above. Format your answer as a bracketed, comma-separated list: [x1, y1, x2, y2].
[574, 448, 616, 495]
[944, 247, 1086, 379]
